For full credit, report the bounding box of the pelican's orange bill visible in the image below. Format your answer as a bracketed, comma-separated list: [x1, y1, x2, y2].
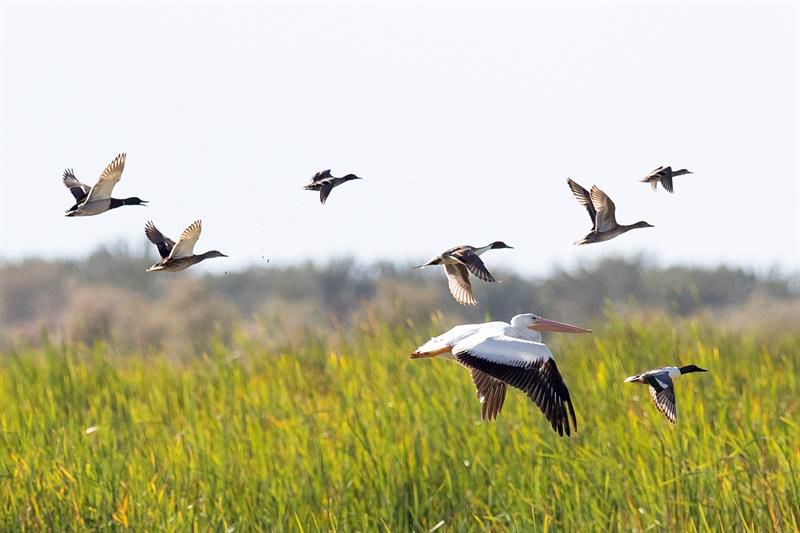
[531, 317, 592, 334]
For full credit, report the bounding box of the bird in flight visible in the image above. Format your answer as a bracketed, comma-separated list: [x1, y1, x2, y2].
[567, 178, 653, 244]
[63, 153, 147, 216]
[411, 313, 591, 436]
[624, 364, 708, 423]
[640, 166, 692, 193]
[415, 242, 513, 305]
[304, 169, 363, 204]
[145, 220, 227, 272]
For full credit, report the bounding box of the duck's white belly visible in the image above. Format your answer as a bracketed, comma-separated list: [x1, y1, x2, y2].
[74, 199, 111, 216]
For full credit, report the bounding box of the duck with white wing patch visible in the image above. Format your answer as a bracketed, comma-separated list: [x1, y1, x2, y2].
[625, 364, 708, 423]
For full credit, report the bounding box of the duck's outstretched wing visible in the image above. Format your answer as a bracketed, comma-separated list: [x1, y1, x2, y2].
[319, 182, 335, 204]
[167, 220, 202, 259]
[83, 153, 126, 202]
[645, 374, 677, 423]
[453, 250, 496, 283]
[144, 221, 176, 259]
[444, 263, 477, 305]
[62, 169, 91, 203]
[313, 169, 332, 181]
[659, 168, 675, 194]
[567, 178, 597, 229]
[589, 185, 618, 232]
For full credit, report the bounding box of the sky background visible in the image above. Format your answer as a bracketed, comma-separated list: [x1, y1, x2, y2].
[1, 2, 797, 276]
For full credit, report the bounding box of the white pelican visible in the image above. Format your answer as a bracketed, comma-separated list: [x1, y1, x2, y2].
[411, 313, 591, 436]
[64, 153, 148, 216]
[145, 220, 227, 272]
[304, 169, 363, 204]
[624, 364, 708, 423]
[415, 242, 513, 306]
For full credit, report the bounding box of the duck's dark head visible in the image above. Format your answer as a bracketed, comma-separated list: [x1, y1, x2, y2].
[124, 197, 148, 206]
[679, 364, 708, 374]
[673, 168, 693, 176]
[631, 221, 654, 230]
[202, 250, 228, 259]
[342, 174, 362, 181]
[109, 197, 148, 209]
[490, 241, 513, 250]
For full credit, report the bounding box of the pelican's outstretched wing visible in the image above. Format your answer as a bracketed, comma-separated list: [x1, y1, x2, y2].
[453, 333, 577, 436]
[469, 368, 507, 421]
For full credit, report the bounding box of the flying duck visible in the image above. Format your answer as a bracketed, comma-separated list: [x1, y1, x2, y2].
[145, 220, 227, 272]
[640, 166, 692, 193]
[304, 169, 362, 204]
[567, 179, 654, 245]
[415, 242, 513, 305]
[63, 153, 147, 216]
[624, 364, 708, 423]
[411, 313, 592, 436]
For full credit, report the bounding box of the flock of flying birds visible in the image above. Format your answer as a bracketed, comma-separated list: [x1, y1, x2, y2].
[61, 154, 705, 436]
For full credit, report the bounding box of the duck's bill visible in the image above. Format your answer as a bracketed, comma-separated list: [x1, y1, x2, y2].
[531, 317, 592, 334]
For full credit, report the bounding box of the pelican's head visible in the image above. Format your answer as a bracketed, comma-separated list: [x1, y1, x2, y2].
[510, 313, 592, 334]
[490, 241, 513, 250]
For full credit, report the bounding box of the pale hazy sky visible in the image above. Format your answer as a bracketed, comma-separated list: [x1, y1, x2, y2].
[1, 2, 797, 275]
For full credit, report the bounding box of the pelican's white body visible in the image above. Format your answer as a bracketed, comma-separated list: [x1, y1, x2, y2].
[414, 315, 553, 366]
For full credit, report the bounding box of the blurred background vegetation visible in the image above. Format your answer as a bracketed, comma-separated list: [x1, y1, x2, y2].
[2, 244, 797, 352]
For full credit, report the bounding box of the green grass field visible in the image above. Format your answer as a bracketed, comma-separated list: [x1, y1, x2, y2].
[1, 316, 798, 531]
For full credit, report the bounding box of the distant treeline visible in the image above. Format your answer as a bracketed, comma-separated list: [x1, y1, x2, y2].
[1, 245, 797, 350]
